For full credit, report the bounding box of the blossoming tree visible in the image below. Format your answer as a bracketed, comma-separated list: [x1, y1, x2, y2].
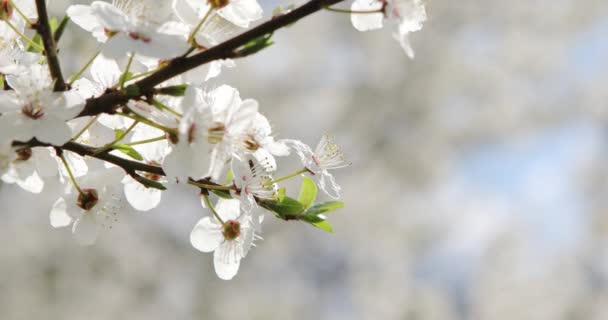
[0, 0, 426, 280]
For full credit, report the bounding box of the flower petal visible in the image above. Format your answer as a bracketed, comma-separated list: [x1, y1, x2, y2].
[190, 217, 223, 252]
[50, 197, 73, 228]
[72, 213, 100, 246]
[213, 241, 241, 280]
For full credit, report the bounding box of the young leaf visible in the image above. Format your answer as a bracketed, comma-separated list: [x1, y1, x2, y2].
[132, 175, 167, 190]
[156, 84, 188, 97]
[235, 33, 274, 57]
[304, 201, 344, 216]
[260, 195, 305, 218]
[311, 220, 334, 233]
[114, 145, 144, 161]
[211, 189, 233, 199]
[297, 176, 317, 209]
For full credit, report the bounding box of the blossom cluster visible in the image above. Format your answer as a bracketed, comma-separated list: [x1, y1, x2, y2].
[0, 0, 425, 279]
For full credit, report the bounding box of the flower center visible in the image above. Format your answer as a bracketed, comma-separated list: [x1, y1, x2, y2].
[222, 220, 241, 240]
[243, 134, 260, 151]
[128, 32, 151, 43]
[21, 103, 45, 119]
[15, 148, 32, 161]
[0, 0, 13, 21]
[187, 123, 198, 144]
[208, 0, 229, 9]
[207, 122, 225, 144]
[77, 188, 99, 211]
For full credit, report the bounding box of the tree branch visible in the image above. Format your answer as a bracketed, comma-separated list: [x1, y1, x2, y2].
[15, 139, 165, 176]
[77, 0, 344, 117]
[34, 0, 67, 91]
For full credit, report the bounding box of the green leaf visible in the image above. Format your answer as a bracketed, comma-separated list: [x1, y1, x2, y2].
[156, 84, 188, 97]
[236, 33, 274, 57]
[211, 189, 233, 199]
[311, 220, 334, 233]
[297, 176, 317, 209]
[133, 175, 167, 190]
[260, 195, 305, 218]
[114, 144, 144, 161]
[304, 201, 344, 216]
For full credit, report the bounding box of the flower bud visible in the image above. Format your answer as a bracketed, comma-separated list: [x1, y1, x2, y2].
[208, 0, 229, 9]
[0, 0, 13, 21]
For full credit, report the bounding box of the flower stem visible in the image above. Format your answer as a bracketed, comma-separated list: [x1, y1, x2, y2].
[5, 20, 43, 52]
[267, 168, 309, 185]
[150, 98, 182, 118]
[188, 7, 213, 47]
[59, 152, 84, 196]
[93, 120, 138, 154]
[70, 115, 99, 142]
[8, 0, 33, 25]
[122, 135, 166, 147]
[118, 53, 135, 89]
[188, 180, 232, 191]
[202, 193, 225, 225]
[68, 51, 100, 86]
[117, 112, 177, 134]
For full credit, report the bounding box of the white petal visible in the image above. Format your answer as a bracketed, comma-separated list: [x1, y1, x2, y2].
[217, 0, 262, 28]
[32, 116, 73, 145]
[284, 139, 314, 168]
[190, 217, 223, 252]
[50, 197, 72, 228]
[318, 171, 341, 199]
[72, 213, 100, 246]
[351, 0, 384, 31]
[124, 178, 162, 211]
[215, 198, 241, 221]
[213, 241, 241, 280]
[66, 5, 103, 33]
[90, 1, 130, 31]
[16, 170, 44, 193]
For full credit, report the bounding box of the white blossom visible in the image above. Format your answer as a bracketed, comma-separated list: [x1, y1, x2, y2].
[190, 198, 256, 280]
[351, 0, 427, 58]
[0, 64, 84, 145]
[286, 135, 349, 199]
[50, 166, 124, 246]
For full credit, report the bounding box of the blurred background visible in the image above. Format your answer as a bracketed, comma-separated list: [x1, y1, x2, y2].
[2, 0, 608, 319]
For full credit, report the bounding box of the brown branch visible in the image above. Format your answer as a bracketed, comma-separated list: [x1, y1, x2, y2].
[15, 139, 164, 176]
[34, 0, 67, 91]
[77, 0, 344, 117]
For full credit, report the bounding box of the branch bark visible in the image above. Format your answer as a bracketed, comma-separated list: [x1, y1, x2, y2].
[34, 0, 67, 91]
